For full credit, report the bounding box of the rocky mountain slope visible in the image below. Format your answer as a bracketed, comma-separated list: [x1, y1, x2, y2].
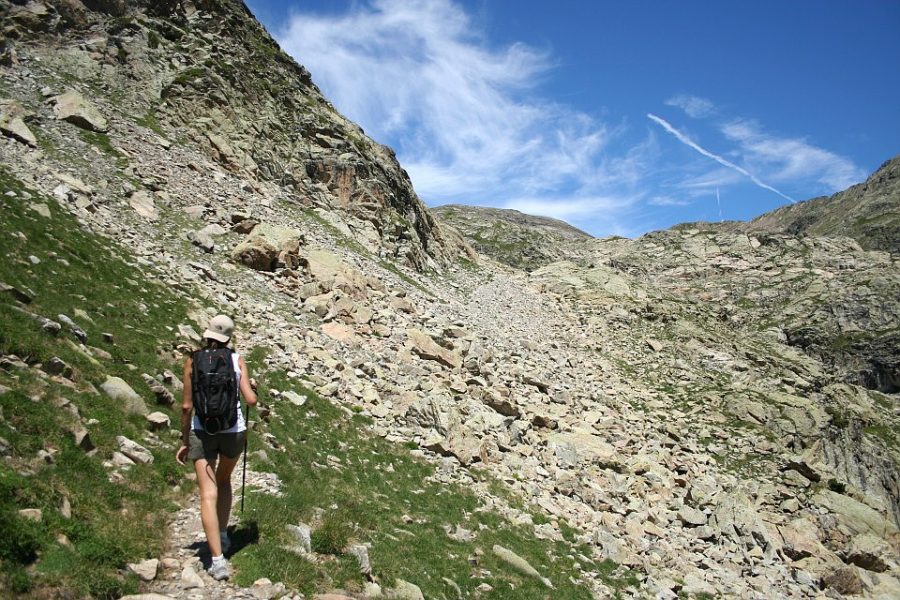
[1, 1, 899, 600]
[1, 0, 468, 271]
[740, 155, 900, 255]
[431, 204, 592, 271]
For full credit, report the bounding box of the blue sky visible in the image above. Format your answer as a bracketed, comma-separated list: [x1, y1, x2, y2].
[245, 0, 900, 237]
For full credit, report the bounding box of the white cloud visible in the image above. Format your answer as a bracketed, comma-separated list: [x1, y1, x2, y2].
[274, 0, 646, 211]
[648, 195, 691, 206]
[648, 113, 795, 202]
[721, 120, 866, 192]
[503, 195, 631, 221]
[665, 94, 715, 118]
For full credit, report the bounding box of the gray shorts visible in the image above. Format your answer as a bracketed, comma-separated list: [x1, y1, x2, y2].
[188, 430, 246, 462]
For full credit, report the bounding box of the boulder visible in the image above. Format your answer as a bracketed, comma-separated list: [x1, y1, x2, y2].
[51, 90, 108, 132]
[0, 99, 37, 147]
[302, 249, 369, 297]
[232, 224, 304, 271]
[709, 491, 778, 557]
[813, 490, 899, 538]
[127, 558, 159, 582]
[822, 567, 863, 595]
[129, 191, 158, 220]
[146, 412, 171, 431]
[116, 436, 153, 464]
[186, 229, 215, 253]
[492, 544, 553, 588]
[232, 236, 279, 271]
[321, 322, 357, 344]
[406, 328, 461, 369]
[548, 432, 620, 469]
[385, 580, 424, 600]
[101, 376, 148, 415]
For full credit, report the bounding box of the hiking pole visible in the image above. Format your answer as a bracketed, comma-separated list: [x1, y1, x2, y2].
[240, 403, 249, 514]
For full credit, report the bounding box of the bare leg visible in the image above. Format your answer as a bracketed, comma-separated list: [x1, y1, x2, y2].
[194, 457, 222, 557]
[215, 454, 240, 533]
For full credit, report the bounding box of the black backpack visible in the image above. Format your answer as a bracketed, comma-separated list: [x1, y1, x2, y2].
[191, 348, 239, 434]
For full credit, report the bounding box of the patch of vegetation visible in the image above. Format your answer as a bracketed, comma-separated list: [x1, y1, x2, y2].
[147, 30, 161, 49]
[827, 479, 847, 494]
[74, 129, 129, 169]
[456, 255, 480, 272]
[135, 106, 167, 138]
[863, 425, 899, 451]
[0, 170, 195, 596]
[825, 405, 850, 429]
[161, 67, 209, 99]
[378, 260, 434, 297]
[298, 208, 370, 256]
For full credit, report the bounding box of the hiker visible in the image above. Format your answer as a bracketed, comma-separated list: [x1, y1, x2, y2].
[176, 314, 257, 581]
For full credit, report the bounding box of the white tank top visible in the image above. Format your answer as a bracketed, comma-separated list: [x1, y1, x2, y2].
[192, 351, 246, 433]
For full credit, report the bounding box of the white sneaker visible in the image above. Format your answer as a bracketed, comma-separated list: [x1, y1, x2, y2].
[208, 557, 231, 581]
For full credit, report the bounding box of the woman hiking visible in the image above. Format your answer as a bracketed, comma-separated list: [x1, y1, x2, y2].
[176, 314, 257, 581]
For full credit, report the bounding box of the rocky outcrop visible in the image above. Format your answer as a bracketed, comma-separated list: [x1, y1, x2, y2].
[1, 0, 468, 270]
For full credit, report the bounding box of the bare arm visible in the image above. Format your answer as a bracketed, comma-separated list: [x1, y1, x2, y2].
[239, 356, 257, 407]
[176, 356, 193, 465]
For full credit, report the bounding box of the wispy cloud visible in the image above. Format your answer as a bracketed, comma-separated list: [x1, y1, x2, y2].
[275, 0, 643, 209]
[665, 94, 715, 118]
[647, 113, 795, 202]
[648, 195, 691, 206]
[721, 120, 866, 192]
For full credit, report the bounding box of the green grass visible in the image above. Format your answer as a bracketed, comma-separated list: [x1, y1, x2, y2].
[378, 259, 434, 297]
[298, 208, 370, 256]
[233, 367, 633, 598]
[75, 129, 129, 167]
[0, 169, 194, 597]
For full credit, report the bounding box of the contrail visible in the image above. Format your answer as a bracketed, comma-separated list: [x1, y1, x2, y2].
[648, 113, 794, 203]
[716, 187, 723, 221]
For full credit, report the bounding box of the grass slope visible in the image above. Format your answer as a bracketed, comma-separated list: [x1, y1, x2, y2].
[0, 168, 192, 597]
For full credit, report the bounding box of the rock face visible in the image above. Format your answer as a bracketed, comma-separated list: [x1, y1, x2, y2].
[432, 204, 592, 270]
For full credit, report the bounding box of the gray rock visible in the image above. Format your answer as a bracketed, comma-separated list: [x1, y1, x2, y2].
[57, 314, 87, 343]
[280, 390, 307, 406]
[51, 90, 108, 132]
[347, 544, 372, 576]
[286, 523, 312, 553]
[117, 436, 154, 464]
[385, 579, 424, 600]
[678, 506, 707, 527]
[101, 376, 148, 415]
[69, 425, 94, 452]
[130, 191, 158, 220]
[187, 229, 215, 253]
[127, 558, 159, 582]
[492, 544, 553, 588]
[180, 565, 204, 589]
[146, 412, 171, 431]
[18, 508, 42, 521]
